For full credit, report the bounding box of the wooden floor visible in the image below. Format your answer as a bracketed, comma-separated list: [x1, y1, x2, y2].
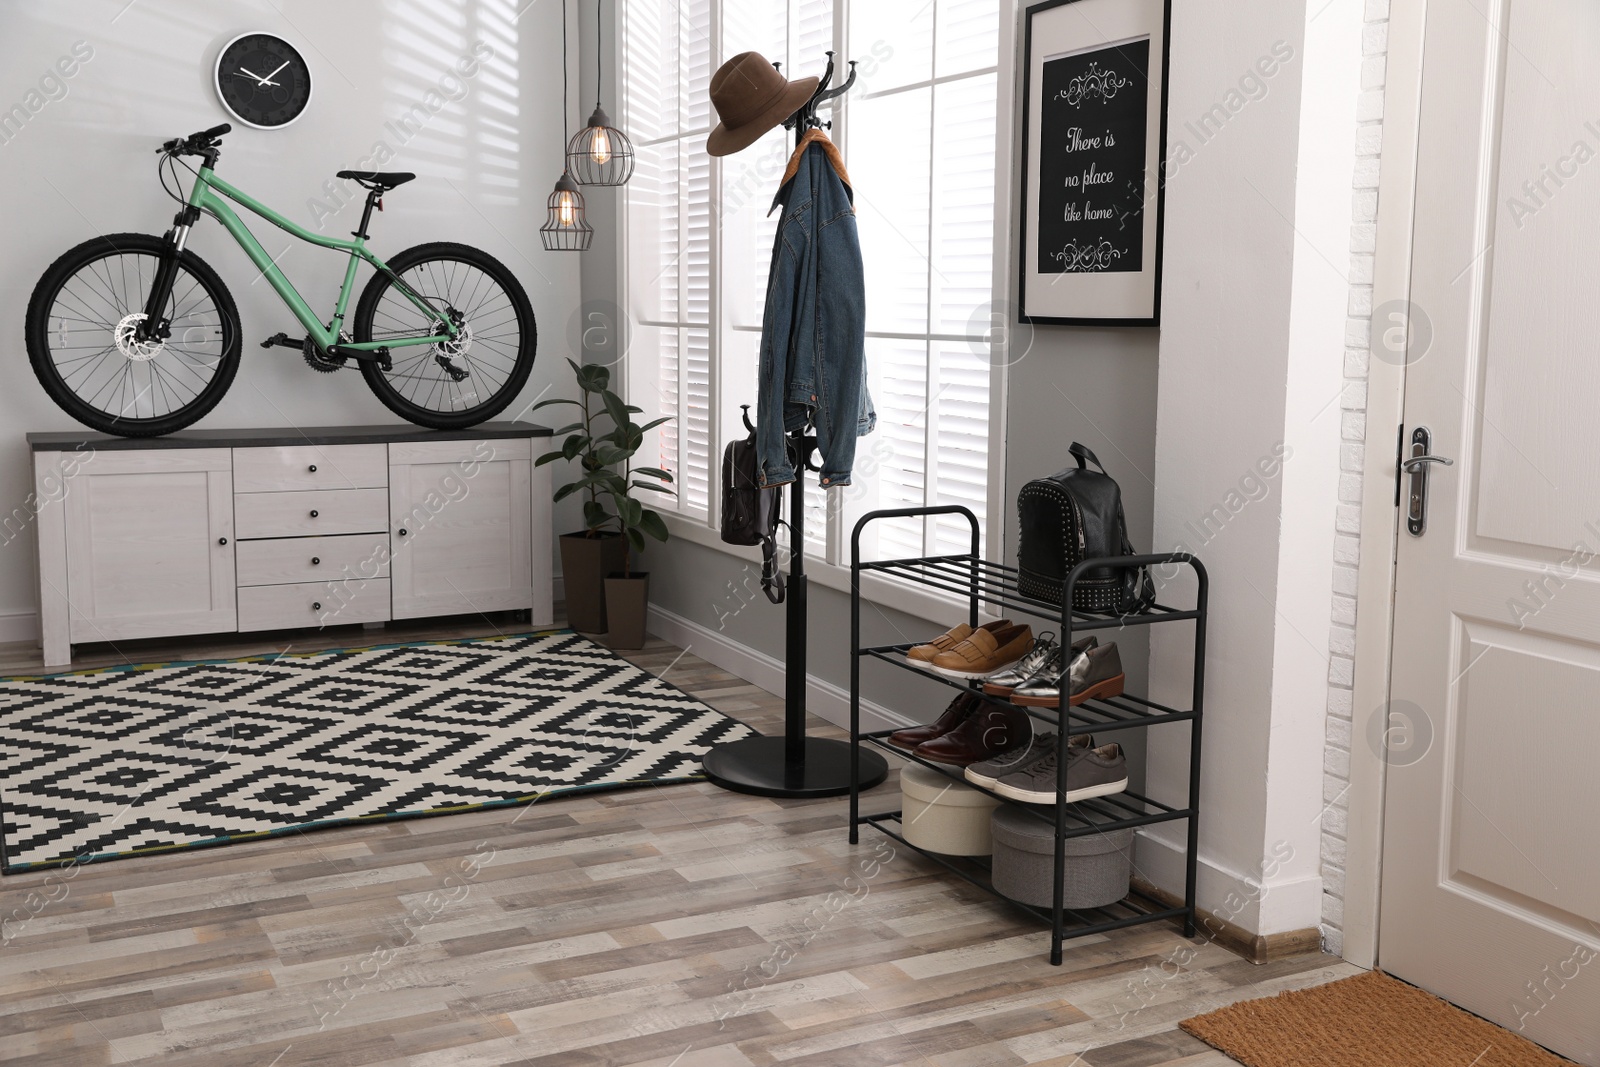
[0, 617, 1362, 1066]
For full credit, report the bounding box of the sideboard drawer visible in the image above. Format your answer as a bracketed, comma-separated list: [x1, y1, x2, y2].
[233, 444, 388, 493]
[235, 534, 391, 587]
[237, 578, 392, 632]
[235, 488, 389, 539]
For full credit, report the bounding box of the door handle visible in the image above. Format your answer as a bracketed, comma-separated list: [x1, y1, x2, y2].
[1403, 426, 1452, 536]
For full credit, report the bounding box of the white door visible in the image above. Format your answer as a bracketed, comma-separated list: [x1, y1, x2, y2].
[388, 439, 533, 619]
[63, 449, 237, 643]
[1380, 2, 1600, 1062]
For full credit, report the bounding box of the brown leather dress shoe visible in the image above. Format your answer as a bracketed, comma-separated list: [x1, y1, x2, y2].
[886, 692, 979, 751]
[915, 700, 1032, 767]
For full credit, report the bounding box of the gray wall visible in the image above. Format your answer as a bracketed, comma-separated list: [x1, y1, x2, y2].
[0, 0, 580, 635]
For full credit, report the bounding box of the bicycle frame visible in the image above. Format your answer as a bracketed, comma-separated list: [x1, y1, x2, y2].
[182, 165, 456, 352]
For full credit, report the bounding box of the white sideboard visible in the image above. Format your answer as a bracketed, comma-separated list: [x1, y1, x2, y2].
[29, 423, 554, 668]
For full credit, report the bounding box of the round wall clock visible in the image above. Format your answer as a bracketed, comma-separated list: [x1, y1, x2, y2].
[214, 32, 312, 129]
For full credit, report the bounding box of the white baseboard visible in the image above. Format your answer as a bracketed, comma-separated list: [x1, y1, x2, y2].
[0, 612, 38, 645]
[1135, 827, 1325, 937]
[645, 602, 915, 735]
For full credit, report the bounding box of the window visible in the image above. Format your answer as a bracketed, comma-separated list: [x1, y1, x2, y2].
[622, 0, 1001, 574]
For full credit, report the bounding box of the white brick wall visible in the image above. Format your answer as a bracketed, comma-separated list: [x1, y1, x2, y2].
[1321, 0, 1390, 958]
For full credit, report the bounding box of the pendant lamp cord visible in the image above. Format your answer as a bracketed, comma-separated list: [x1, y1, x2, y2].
[561, 0, 570, 148]
[597, 0, 604, 109]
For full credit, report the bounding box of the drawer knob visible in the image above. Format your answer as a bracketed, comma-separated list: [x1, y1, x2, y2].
[398, 528, 408, 537]
[311, 557, 321, 566]
[310, 509, 319, 518]
[312, 602, 322, 612]
[308, 464, 318, 473]
[217, 537, 228, 546]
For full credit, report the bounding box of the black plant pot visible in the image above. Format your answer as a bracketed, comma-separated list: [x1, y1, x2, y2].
[603, 572, 650, 650]
[559, 532, 625, 633]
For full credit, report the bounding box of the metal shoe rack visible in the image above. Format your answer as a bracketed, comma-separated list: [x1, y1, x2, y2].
[848, 505, 1208, 965]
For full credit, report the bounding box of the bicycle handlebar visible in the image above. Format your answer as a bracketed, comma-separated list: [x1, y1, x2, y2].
[157, 123, 232, 156]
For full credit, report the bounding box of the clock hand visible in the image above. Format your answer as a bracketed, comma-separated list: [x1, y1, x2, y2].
[237, 66, 279, 87]
[262, 60, 291, 83]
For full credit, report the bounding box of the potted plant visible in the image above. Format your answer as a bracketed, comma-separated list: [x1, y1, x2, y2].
[534, 360, 673, 644]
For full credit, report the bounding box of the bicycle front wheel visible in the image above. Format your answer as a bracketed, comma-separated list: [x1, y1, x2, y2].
[25, 233, 242, 437]
[353, 242, 537, 429]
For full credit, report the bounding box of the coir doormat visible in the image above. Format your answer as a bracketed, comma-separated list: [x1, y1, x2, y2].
[1181, 969, 1577, 1067]
[0, 630, 755, 872]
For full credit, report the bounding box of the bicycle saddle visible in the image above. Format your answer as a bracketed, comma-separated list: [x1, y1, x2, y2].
[337, 170, 416, 190]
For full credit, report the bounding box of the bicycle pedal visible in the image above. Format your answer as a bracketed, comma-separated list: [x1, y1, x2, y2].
[261, 332, 303, 350]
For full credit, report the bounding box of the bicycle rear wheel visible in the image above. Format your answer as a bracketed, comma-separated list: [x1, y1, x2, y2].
[353, 242, 537, 429]
[25, 233, 242, 437]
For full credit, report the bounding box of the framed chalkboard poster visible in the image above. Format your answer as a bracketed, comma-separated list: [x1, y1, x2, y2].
[1020, 0, 1170, 325]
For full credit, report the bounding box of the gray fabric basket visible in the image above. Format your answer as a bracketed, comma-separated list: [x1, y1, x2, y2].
[989, 804, 1134, 909]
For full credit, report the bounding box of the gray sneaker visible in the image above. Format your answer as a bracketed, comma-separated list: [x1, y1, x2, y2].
[983, 634, 1091, 697]
[992, 741, 1128, 804]
[964, 732, 1093, 790]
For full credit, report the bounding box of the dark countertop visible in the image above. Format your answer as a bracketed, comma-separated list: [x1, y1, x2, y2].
[27, 421, 555, 452]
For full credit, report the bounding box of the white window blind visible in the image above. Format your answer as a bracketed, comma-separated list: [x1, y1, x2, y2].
[623, 0, 1000, 572]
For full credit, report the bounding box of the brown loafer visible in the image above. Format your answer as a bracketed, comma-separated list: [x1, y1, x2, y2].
[886, 692, 980, 751]
[928, 623, 1034, 680]
[915, 701, 1032, 767]
[907, 619, 1011, 662]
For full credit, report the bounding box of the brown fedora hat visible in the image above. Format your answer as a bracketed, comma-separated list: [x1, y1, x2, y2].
[706, 51, 818, 158]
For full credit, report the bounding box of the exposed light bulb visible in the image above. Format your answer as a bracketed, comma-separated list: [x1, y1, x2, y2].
[557, 191, 576, 226]
[590, 128, 612, 166]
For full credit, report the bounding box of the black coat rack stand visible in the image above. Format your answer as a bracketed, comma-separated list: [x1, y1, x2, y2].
[701, 53, 890, 799]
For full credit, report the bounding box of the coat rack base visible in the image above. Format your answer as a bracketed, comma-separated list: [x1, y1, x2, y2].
[702, 736, 887, 799]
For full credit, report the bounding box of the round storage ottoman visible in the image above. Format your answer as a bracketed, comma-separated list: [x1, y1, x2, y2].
[900, 762, 1002, 856]
[990, 804, 1134, 908]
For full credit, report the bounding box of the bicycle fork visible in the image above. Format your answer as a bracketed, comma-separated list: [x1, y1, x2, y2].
[137, 206, 200, 342]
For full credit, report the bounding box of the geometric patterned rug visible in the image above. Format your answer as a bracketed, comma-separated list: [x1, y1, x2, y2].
[0, 630, 755, 872]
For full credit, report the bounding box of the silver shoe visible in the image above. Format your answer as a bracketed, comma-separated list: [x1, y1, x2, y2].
[983, 634, 1092, 697]
[1012, 641, 1125, 709]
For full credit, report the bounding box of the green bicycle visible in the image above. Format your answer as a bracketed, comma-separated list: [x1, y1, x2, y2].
[26, 123, 537, 437]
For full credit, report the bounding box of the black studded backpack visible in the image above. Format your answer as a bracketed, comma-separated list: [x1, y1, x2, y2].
[1017, 442, 1155, 614]
[720, 406, 785, 604]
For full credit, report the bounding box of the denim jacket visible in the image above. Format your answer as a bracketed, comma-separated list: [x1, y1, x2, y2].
[756, 130, 875, 488]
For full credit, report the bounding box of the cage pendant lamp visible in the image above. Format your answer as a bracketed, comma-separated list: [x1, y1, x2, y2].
[543, 0, 593, 251]
[541, 171, 594, 251]
[568, 104, 635, 186]
[566, 0, 633, 186]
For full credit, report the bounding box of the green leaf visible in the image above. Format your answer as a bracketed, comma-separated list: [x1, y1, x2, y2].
[561, 434, 586, 461]
[629, 481, 674, 495]
[552, 422, 585, 436]
[553, 481, 589, 502]
[582, 500, 609, 529]
[576, 361, 611, 394]
[600, 389, 630, 431]
[637, 416, 674, 434]
[622, 498, 643, 526]
[638, 510, 670, 543]
[530, 396, 582, 411]
[624, 404, 644, 414]
[625, 527, 646, 553]
[633, 467, 674, 482]
[534, 450, 566, 467]
[593, 445, 630, 466]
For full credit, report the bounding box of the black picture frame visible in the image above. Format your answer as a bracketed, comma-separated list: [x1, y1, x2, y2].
[1019, 0, 1171, 326]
